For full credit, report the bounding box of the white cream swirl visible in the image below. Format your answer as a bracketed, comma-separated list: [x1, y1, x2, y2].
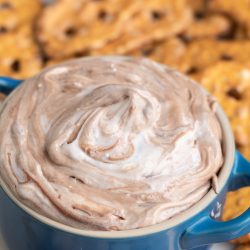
[0, 56, 223, 230]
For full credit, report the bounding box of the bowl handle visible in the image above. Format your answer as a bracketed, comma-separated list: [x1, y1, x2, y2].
[181, 151, 250, 249]
[0, 76, 22, 94]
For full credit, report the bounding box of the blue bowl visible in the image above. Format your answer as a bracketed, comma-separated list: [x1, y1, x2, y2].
[1, 77, 250, 250]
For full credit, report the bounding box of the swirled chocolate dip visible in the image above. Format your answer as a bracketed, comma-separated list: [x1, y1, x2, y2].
[0, 57, 223, 230]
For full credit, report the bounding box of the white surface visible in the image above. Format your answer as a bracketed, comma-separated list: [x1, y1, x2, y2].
[0, 233, 8, 250]
[211, 243, 234, 250]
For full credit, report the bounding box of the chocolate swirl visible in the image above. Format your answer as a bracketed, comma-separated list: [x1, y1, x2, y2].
[0, 57, 223, 230]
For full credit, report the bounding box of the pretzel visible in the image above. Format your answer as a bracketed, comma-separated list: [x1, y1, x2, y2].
[0, 26, 42, 78]
[0, 0, 41, 33]
[38, 0, 192, 58]
[179, 39, 250, 74]
[223, 187, 250, 245]
[183, 14, 232, 40]
[208, 0, 250, 37]
[200, 61, 250, 148]
[37, 0, 138, 59]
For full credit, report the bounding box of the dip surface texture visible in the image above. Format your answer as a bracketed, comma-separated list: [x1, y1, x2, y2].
[0, 56, 223, 230]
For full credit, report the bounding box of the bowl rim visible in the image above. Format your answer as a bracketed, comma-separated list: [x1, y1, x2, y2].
[0, 103, 235, 239]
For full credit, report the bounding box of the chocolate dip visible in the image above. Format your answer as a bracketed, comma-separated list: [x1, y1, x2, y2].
[0, 56, 223, 230]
